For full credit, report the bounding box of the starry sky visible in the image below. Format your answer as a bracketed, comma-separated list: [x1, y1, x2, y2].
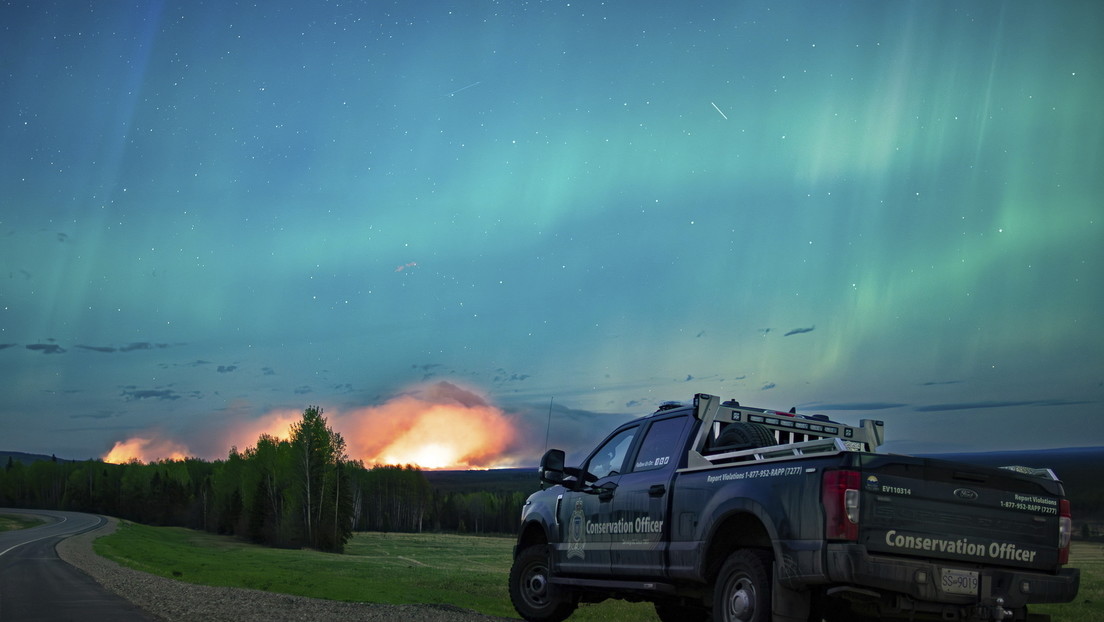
[2, 1, 1102, 465]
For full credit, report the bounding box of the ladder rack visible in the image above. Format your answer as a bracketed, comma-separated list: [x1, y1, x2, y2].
[685, 393, 885, 470]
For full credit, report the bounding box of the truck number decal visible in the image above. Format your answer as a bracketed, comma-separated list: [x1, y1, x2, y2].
[635, 455, 670, 469]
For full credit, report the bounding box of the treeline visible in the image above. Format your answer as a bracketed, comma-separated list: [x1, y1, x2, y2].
[0, 407, 534, 552]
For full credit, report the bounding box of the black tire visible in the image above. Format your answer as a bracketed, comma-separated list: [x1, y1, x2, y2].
[715, 423, 776, 451]
[509, 544, 577, 622]
[712, 549, 772, 622]
[654, 600, 710, 622]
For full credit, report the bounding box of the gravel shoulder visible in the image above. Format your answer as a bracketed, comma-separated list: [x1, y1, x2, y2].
[56, 517, 514, 622]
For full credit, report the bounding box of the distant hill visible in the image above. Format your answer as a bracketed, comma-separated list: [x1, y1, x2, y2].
[0, 451, 72, 465]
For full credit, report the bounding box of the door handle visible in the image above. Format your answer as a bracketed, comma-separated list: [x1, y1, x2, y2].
[598, 481, 618, 501]
[649, 484, 666, 497]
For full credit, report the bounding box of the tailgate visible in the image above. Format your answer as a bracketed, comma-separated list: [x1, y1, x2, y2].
[858, 455, 1064, 571]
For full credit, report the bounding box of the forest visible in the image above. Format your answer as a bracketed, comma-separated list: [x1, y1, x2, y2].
[0, 406, 531, 553]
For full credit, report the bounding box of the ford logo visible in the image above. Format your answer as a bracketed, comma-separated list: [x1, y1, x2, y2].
[954, 488, 979, 501]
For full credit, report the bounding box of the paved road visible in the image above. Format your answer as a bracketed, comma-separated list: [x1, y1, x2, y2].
[0, 508, 156, 621]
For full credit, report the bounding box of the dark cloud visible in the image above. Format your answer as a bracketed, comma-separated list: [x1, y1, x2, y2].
[915, 399, 1091, 412]
[333, 383, 354, 393]
[807, 402, 907, 411]
[261, 367, 276, 376]
[783, 325, 815, 336]
[26, 343, 65, 354]
[119, 342, 171, 352]
[0, 343, 18, 351]
[921, 380, 964, 386]
[75, 345, 118, 353]
[216, 365, 238, 373]
[57, 232, 69, 242]
[121, 388, 181, 401]
[761, 382, 776, 390]
[294, 385, 313, 395]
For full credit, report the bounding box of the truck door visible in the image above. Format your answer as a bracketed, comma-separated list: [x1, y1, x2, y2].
[608, 415, 690, 578]
[554, 425, 639, 576]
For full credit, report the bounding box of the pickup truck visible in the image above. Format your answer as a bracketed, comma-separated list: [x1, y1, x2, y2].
[509, 394, 1080, 622]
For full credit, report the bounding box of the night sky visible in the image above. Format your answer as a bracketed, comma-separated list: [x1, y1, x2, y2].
[2, 1, 1102, 465]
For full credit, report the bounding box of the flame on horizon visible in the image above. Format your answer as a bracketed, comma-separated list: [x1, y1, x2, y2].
[103, 437, 190, 464]
[100, 382, 520, 469]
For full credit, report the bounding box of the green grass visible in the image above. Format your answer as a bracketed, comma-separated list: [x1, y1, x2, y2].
[95, 523, 1099, 621]
[0, 513, 46, 531]
[1034, 541, 1103, 622]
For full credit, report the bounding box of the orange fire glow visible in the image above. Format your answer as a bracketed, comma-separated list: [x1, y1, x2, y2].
[100, 382, 520, 469]
[339, 386, 518, 469]
[103, 437, 191, 464]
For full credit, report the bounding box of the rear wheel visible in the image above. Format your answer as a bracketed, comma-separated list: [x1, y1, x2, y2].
[509, 544, 577, 622]
[712, 549, 772, 622]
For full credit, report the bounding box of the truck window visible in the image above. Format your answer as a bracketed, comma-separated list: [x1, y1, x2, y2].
[633, 417, 684, 472]
[586, 426, 638, 480]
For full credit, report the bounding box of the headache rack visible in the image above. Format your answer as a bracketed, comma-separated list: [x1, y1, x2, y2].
[685, 393, 885, 470]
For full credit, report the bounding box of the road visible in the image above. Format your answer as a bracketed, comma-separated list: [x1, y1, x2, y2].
[0, 508, 156, 621]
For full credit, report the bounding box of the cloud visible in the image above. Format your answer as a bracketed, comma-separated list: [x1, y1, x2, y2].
[914, 399, 1091, 412]
[783, 325, 815, 336]
[261, 367, 276, 376]
[761, 382, 776, 390]
[119, 342, 171, 352]
[75, 345, 118, 353]
[806, 402, 907, 411]
[0, 343, 18, 351]
[217, 365, 238, 373]
[120, 388, 181, 401]
[294, 385, 313, 395]
[26, 343, 65, 354]
[921, 380, 964, 386]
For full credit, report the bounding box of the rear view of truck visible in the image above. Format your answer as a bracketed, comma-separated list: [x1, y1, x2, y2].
[821, 453, 1079, 620]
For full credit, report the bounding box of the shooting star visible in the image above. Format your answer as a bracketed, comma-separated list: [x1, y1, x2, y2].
[711, 101, 728, 120]
[447, 81, 482, 97]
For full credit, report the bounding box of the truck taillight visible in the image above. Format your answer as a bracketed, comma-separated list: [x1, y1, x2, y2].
[823, 469, 861, 541]
[1058, 499, 1072, 565]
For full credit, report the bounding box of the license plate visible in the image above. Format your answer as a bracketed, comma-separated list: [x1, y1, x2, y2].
[940, 568, 979, 596]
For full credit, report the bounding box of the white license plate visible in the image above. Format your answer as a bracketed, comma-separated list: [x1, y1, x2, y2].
[940, 568, 979, 596]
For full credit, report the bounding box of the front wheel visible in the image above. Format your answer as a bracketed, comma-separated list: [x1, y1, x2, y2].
[712, 549, 772, 622]
[509, 544, 578, 622]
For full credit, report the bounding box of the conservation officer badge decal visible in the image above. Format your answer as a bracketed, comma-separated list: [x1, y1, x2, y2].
[567, 499, 586, 559]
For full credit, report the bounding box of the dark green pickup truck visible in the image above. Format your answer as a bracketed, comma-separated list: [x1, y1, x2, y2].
[510, 394, 1080, 622]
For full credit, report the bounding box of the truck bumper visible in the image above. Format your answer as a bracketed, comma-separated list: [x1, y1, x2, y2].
[824, 544, 1080, 609]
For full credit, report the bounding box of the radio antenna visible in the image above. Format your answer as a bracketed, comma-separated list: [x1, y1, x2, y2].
[543, 396, 554, 452]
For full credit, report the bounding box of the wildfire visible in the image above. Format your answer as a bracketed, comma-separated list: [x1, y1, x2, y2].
[341, 383, 518, 469]
[100, 381, 521, 469]
[103, 437, 190, 464]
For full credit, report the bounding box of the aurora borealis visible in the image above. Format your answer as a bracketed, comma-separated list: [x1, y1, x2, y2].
[2, 1, 1101, 463]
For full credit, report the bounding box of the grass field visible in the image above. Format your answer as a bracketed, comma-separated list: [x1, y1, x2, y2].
[0, 512, 46, 531]
[95, 523, 1100, 621]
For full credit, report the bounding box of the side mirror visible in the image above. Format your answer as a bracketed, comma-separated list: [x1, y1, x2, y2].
[539, 449, 566, 485]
